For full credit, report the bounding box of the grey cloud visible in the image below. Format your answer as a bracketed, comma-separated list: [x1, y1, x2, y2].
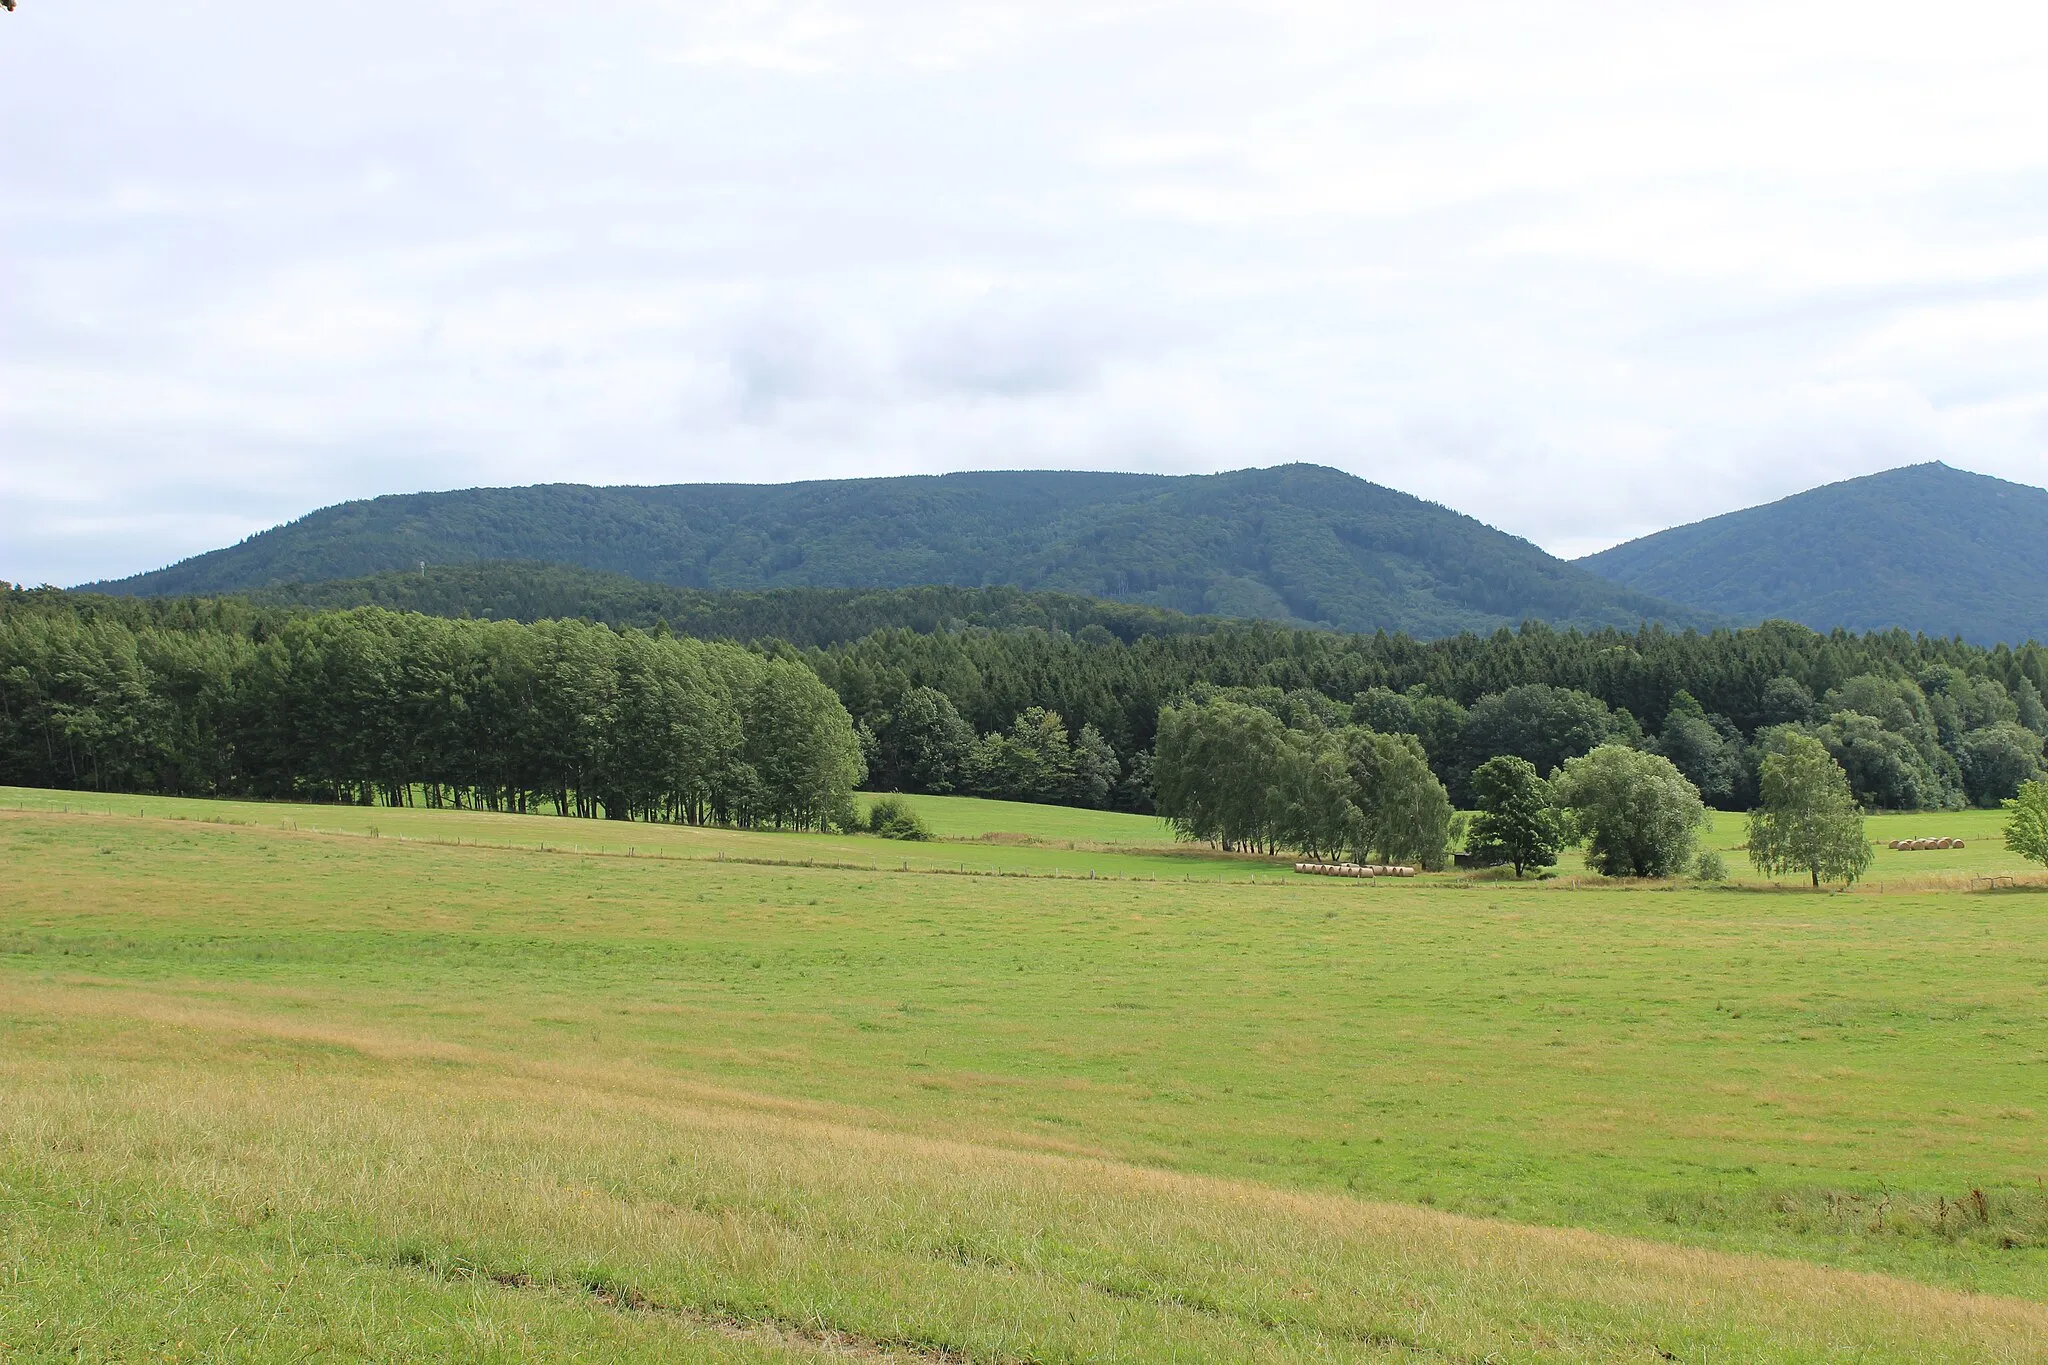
[899, 292, 1167, 397]
[5, 2, 2048, 583]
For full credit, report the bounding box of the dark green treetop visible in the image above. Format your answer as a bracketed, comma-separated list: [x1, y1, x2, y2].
[1467, 755, 1565, 878]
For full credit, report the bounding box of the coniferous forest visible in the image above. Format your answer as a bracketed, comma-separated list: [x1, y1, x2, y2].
[4, 581, 2045, 826]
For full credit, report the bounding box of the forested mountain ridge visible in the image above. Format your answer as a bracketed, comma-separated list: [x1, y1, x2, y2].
[82, 465, 1713, 638]
[1578, 463, 2048, 645]
[232, 563, 1229, 647]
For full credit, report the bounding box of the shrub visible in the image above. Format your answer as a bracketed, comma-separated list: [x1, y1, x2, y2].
[1694, 849, 1728, 881]
[823, 796, 866, 836]
[867, 794, 934, 841]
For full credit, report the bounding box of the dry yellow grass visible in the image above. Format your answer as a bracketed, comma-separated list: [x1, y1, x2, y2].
[6, 977, 2048, 1363]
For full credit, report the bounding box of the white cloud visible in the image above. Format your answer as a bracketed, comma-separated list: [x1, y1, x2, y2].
[4, 0, 2048, 584]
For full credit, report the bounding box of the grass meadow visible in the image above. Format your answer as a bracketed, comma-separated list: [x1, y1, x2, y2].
[5, 786, 2048, 1360]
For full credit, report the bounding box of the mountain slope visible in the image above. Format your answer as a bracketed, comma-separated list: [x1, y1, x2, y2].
[1579, 463, 2048, 644]
[84, 464, 1709, 637]
[237, 564, 1229, 647]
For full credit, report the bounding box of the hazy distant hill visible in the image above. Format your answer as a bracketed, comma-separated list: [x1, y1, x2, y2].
[83, 465, 1707, 638]
[241, 564, 1228, 648]
[1578, 463, 2048, 645]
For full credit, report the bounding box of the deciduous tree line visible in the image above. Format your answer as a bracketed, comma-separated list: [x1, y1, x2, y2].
[1149, 694, 1964, 889]
[1150, 697, 1458, 867]
[856, 689, 1122, 809]
[0, 606, 864, 829]
[1149, 694, 1728, 878]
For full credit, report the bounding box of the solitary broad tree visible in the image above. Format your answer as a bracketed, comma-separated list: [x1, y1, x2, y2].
[1552, 744, 1708, 878]
[1746, 734, 1873, 887]
[2006, 780, 2048, 869]
[1467, 754, 1564, 877]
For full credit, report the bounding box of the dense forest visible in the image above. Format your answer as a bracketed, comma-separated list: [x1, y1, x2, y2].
[804, 613, 2048, 813]
[237, 563, 1226, 648]
[82, 465, 1709, 637]
[5, 583, 2045, 820]
[1581, 462, 2048, 645]
[0, 593, 863, 830]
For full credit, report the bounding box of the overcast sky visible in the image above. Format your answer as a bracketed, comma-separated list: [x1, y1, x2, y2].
[5, 2, 2047, 586]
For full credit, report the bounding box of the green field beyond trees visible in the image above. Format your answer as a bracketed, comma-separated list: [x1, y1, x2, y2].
[5, 787, 2048, 1360]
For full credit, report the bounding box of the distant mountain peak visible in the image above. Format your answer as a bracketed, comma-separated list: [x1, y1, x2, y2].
[1578, 463, 2048, 644]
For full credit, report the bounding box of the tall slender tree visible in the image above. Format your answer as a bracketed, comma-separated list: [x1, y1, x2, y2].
[1745, 734, 1872, 888]
[2003, 780, 2048, 869]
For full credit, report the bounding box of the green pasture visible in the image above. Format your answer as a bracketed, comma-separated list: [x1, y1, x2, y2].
[0, 787, 1256, 883]
[856, 790, 1177, 846]
[3, 796, 2045, 1277]
[12, 786, 2040, 891]
[6, 788, 2048, 1358]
